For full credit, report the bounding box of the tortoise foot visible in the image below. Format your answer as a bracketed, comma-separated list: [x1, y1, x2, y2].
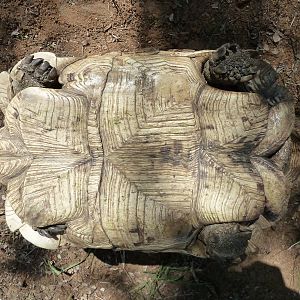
[37, 224, 67, 240]
[18, 55, 59, 89]
[204, 43, 258, 90]
[204, 43, 291, 106]
[200, 223, 252, 260]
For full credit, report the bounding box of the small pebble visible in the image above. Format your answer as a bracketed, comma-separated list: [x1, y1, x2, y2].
[272, 31, 282, 43]
[82, 40, 89, 47]
[271, 48, 279, 55]
[235, 73, 241, 80]
[263, 43, 270, 52]
[168, 13, 174, 22]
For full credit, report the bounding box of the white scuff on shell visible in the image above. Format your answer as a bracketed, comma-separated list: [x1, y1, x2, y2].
[5, 197, 23, 232]
[19, 224, 60, 250]
[5, 198, 60, 250]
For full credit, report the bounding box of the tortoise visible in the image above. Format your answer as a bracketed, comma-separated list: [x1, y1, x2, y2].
[0, 44, 298, 259]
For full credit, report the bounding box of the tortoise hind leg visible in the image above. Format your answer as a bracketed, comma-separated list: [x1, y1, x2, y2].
[199, 223, 252, 260]
[204, 43, 291, 106]
[203, 43, 259, 91]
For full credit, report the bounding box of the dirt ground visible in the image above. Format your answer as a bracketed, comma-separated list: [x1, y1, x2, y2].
[0, 0, 300, 299]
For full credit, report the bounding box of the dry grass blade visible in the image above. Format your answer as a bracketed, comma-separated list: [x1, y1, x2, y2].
[131, 263, 216, 299]
[45, 251, 90, 276]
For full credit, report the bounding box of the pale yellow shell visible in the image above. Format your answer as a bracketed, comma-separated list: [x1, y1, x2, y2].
[0, 50, 294, 253]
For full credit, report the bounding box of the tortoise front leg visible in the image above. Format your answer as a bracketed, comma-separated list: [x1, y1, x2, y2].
[19, 55, 59, 87]
[6, 52, 79, 99]
[12, 55, 59, 94]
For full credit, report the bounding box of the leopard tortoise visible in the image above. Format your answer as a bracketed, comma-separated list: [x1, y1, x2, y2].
[0, 44, 298, 259]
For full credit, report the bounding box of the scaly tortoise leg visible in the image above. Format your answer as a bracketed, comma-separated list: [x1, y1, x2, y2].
[204, 43, 291, 106]
[199, 223, 252, 260]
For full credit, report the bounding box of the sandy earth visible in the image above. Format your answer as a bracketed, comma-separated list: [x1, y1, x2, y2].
[0, 0, 300, 299]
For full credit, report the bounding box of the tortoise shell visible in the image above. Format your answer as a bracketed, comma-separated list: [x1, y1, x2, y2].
[0, 50, 294, 256]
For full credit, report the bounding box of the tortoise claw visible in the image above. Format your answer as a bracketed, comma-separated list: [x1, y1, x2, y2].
[214, 43, 240, 61]
[22, 55, 34, 65]
[215, 44, 227, 59]
[30, 58, 44, 68]
[47, 67, 58, 82]
[39, 61, 51, 72]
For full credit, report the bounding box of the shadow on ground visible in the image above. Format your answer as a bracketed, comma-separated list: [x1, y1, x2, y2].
[91, 249, 299, 299]
[138, 0, 264, 50]
[0, 17, 18, 69]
